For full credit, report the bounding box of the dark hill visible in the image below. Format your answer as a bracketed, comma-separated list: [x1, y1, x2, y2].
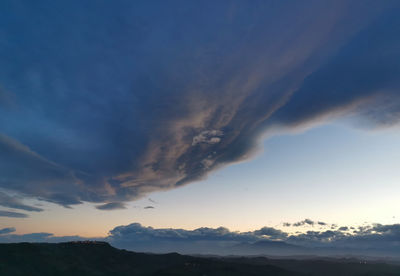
[0, 241, 298, 276]
[1, 241, 399, 276]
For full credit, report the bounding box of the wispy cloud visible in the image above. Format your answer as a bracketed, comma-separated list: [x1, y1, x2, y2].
[0, 192, 43, 212]
[148, 198, 157, 204]
[96, 202, 126, 211]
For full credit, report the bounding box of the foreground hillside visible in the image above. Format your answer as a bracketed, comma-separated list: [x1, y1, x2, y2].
[0, 242, 399, 276]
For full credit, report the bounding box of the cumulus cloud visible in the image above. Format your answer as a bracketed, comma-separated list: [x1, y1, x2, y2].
[107, 223, 284, 254]
[108, 223, 261, 244]
[253, 227, 288, 239]
[293, 219, 316, 227]
[285, 223, 400, 254]
[107, 222, 400, 255]
[0, 1, 399, 208]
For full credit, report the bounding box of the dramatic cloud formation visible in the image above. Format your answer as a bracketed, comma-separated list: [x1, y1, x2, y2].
[0, 1, 399, 209]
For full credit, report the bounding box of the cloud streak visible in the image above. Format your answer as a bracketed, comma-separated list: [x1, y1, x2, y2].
[96, 202, 126, 211]
[0, 227, 15, 235]
[0, 192, 43, 212]
[0, 210, 28, 218]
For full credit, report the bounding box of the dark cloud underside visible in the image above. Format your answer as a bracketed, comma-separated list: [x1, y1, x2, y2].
[0, 0, 399, 208]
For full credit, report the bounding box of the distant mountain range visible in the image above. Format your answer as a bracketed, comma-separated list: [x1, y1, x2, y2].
[117, 238, 400, 259]
[1, 241, 400, 276]
[227, 240, 400, 260]
[231, 240, 306, 256]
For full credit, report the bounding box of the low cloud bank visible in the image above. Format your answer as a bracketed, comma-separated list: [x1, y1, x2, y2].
[1, 221, 399, 257]
[107, 222, 400, 256]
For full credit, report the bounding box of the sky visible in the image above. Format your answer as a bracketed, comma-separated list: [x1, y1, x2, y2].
[0, 0, 400, 254]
